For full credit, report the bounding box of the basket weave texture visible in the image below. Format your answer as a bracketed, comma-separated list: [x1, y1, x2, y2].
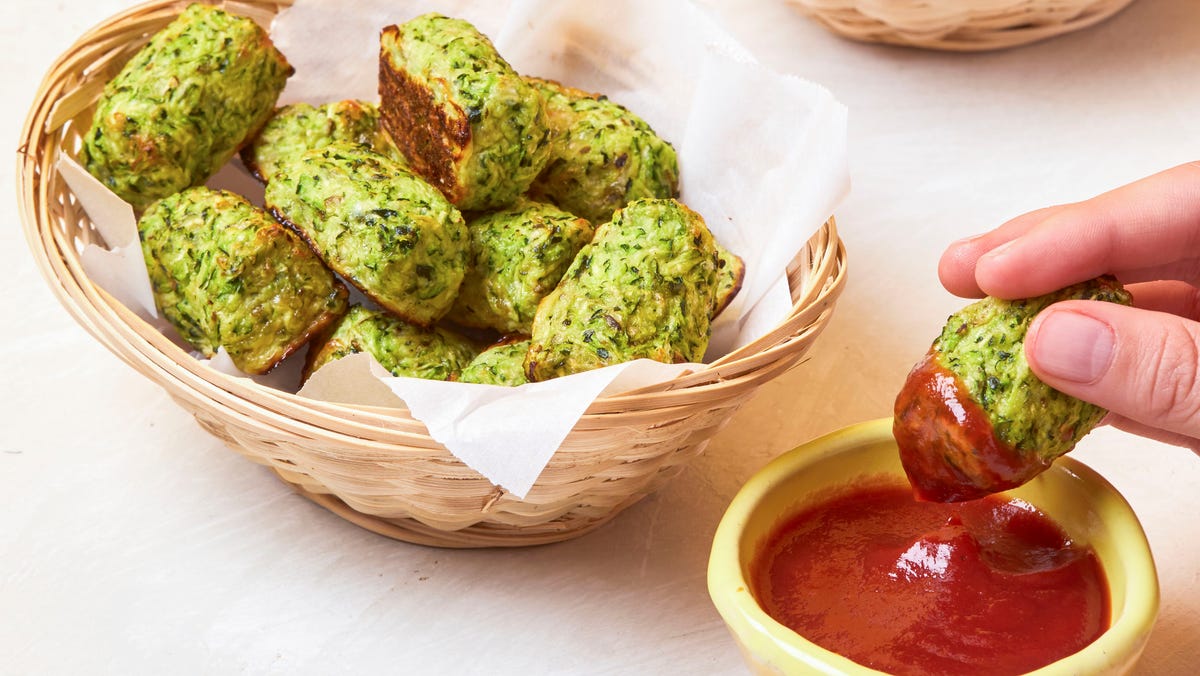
[18, 0, 847, 547]
[790, 0, 1136, 51]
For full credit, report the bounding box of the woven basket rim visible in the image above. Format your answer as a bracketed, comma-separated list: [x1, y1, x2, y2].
[17, 0, 848, 548]
[788, 0, 1138, 52]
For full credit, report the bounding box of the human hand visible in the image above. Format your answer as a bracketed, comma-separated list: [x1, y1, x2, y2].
[938, 162, 1200, 452]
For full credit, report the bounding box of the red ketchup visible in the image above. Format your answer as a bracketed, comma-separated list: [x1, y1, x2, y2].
[752, 482, 1109, 676]
[894, 353, 1047, 502]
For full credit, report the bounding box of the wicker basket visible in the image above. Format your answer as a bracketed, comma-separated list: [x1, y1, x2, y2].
[789, 0, 1137, 51]
[18, 0, 847, 548]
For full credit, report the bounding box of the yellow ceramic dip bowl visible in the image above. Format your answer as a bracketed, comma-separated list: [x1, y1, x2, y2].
[708, 417, 1159, 675]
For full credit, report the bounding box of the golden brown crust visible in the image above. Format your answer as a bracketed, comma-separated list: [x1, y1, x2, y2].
[378, 25, 470, 205]
[268, 284, 348, 376]
[300, 315, 337, 383]
[712, 252, 746, 319]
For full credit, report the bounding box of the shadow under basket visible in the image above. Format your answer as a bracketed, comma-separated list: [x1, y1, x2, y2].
[788, 0, 1137, 51]
[17, 0, 848, 548]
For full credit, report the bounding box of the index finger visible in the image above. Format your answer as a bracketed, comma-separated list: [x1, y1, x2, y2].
[938, 205, 1069, 298]
[965, 162, 1200, 299]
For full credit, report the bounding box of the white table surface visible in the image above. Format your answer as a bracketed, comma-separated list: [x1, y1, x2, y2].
[4, 1, 1199, 673]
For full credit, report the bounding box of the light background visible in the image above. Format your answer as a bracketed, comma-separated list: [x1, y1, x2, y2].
[3, 0, 1198, 673]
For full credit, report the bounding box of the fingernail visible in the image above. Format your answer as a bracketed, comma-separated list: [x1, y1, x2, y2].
[980, 239, 1016, 262]
[1031, 310, 1115, 383]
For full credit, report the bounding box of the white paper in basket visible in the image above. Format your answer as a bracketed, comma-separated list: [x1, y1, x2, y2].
[64, 0, 848, 498]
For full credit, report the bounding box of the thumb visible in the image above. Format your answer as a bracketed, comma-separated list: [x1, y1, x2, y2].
[1025, 300, 1200, 441]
